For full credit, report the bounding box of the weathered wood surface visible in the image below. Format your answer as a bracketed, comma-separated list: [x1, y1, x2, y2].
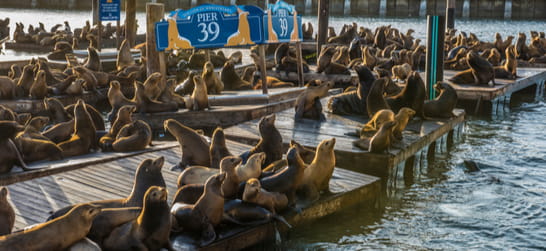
[439, 68, 546, 101]
[4, 34, 146, 52]
[6, 139, 380, 251]
[224, 99, 465, 177]
[208, 87, 305, 106]
[266, 65, 359, 86]
[0, 141, 178, 186]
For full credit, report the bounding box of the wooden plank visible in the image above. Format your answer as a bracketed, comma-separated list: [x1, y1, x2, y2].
[0, 141, 179, 186]
[265, 66, 359, 86]
[224, 98, 465, 178]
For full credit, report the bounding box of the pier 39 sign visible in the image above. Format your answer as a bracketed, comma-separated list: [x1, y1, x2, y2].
[154, 0, 302, 51]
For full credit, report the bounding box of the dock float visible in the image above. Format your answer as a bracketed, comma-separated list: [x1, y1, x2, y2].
[6, 140, 380, 251]
[441, 68, 546, 114]
[224, 102, 465, 179]
[265, 66, 359, 87]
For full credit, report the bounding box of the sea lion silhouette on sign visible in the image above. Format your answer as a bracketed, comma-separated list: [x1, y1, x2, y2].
[166, 18, 193, 50]
[290, 10, 299, 41]
[267, 9, 279, 42]
[225, 7, 254, 46]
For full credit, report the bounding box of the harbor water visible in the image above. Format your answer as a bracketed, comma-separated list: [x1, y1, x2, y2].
[1, 8, 546, 250]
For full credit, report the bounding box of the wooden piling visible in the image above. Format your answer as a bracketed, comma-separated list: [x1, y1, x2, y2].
[125, 0, 137, 48]
[317, 0, 330, 55]
[425, 15, 445, 99]
[504, 0, 512, 19]
[446, 0, 455, 29]
[146, 3, 166, 79]
[92, 0, 99, 25]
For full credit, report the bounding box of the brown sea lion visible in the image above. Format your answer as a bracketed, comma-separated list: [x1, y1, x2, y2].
[57, 100, 96, 157]
[386, 72, 426, 118]
[15, 64, 34, 97]
[359, 109, 395, 137]
[259, 147, 306, 205]
[164, 119, 211, 169]
[103, 186, 172, 251]
[235, 152, 265, 182]
[29, 70, 48, 99]
[242, 114, 282, 168]
[0, 121, 30, 174]
[289, 140, 316, 164]
[100, 105, 135, 151]
[354, 120, 397, 153]
[0, 187, 15, 236]
[107, 80, 136, 123]
[294, 80, 334, 121]
[67, 238, 101, 251]
[133, 82, 178, 114]
[48, 157, 166, 220]
[392, 63, 412, 81]
[174, 71, 197, 95]
[83, 46, 101, 72]
[112, 120, 152, 152]
[328, 64, 376, 116]
[316, 47, 336, 73]
[143, 72, 163, 101]
[392, 107, 416, 140]
[202, 61, 223, 94]
[219, 156, 243, 199]
[116, 39, 134, 71]
[467, 51, 495, 87]
[209, 127, 232, 169]
[243, 178, 288, 214]
[73, 66, 98, 92]
[87, 207, 141, 246]
[0, 77, 16, 100]
[185, 75, 209, 111]
[15, 117, 63, 162]
[298, 138, 336, 202]
[0, 204, 101, 251]
[177, 166, 219, 187]
[220, 60, 252, 90]
[494, 45, 517, 79]
[367, 77, 391, 118]
[158, 79, 186, 108]
[8, 64, 21, 80]
[424, 82, 458, 119]
[171, 173, 226, 246]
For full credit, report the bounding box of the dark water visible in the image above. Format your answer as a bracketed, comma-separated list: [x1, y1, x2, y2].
[2, 8, 546, 250]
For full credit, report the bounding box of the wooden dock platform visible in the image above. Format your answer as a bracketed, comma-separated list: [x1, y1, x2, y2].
[265, 66, 359, 87]
[5, 140, 380, 251]
[223, 101, 465, 179]
[439, 68, 546, 114]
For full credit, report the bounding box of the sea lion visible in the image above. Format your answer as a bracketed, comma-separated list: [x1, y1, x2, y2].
[467, 51, 495, 86]
[202, 61, 223, 94]
[0, 187, 15, 236]
[235, 152, 265, 182]
[15, 117, 63, 162]
[316, 47, 336, 73]
[298, 138, 336, 202]
[392, 63, 412, 81]
[294, 80, 334, 121]
[220, 60, 252, 90]
[8, 64, 21, 80]
[112, 120, 152, 152]
[48, 157, 166, 220]
[424, 82, 458, 118]
[494, 45, 517, 79]
[143, 72, 164, 101]
[185, 75, 209, 111]
[302, 22, 314, 40]
[57, 100, 96, 157]
[116, 39, 134, 71]
[222, 199, 291, 227]
[0, 121, 30, 174]
[209, 127, 232, 170]
[175, 71, 196, 95]
[219, 156, 243, 199]
[103, 186, 172, 251]
[259, 147, 306, 205]
[15, 64, 34, 97]
[73, 66, 98, 92]
[367, 77, 391, 118]
[100, 105, 135, 150]
[64, 78, 84, 96]
[67, 238, 101, 251]
[158, 78, 186, 108]
[386, 72, 426, 118]
[133, 82, 178, 114]
[83, 46, 101, 72]
[87, 207, 141, 246]
[177, 166, 219, 187]
[171, 173, 226, 246]
[107, 80, 136, 123]
[0, 204, 101, 251]
[29, 70, 48, 99]
[354, 120, 397, 153]
[391, 107, 416, 140]
[328, 64, 376, 116]
[241, 114, 282, 168]
[164, 119, 210, 169]
[242, 178, 288, 214]
[359, 109, 395, 137]
[0, 77, 16, 100]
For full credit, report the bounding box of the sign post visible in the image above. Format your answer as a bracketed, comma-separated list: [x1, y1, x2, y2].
[99, 0, 121, 51]
[425, 15, 445, 100]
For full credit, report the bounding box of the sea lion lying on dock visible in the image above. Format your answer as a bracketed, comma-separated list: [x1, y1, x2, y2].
[294, 80, 334, 121]
[424, 82, 458, 118]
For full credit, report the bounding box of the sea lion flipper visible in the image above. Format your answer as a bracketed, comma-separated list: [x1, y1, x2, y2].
[200, 223, 216, 247]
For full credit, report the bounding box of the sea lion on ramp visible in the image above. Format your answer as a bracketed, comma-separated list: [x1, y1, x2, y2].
[298, 138, 336, 202]
[354, 120, 397, 153]
[143, 72, 164, 101]
[467, 51, 495, 86]
[242, 178, 288, 214]
[177, 166, 219, 187]
[0, 187, 15, 236]
[103, 186, 172, 251]
[107, 80, 136, 123]
[48, 157, 166, 220]
[171, 173, 226, 246]
[112, 120, 152, 152]
[386, 71, 426, 118]
[164, 119, 211, 169]
[15, 117, 63, 162]
[0, 204, 101, 251]
[65, 102, 105, 131]
[359, 109, 395, 137]
[235, 152, 265, 182]
[29, 70, 48, 99]
[424, 82, 458, 118]
[84, 46, 101, 72]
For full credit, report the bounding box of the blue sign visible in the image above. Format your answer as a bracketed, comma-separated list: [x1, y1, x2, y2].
[100, 0, 120, 21]
[155, 4, 264, 51]
[264, 0, 302, 43]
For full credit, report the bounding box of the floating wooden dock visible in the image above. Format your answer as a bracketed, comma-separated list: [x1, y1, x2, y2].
[6, 140, 380, 251]
[224, 100, 465, 179]
[265, 66, 359, 87]
[440, 68, 546, 114]
[4, 34, 147, 53]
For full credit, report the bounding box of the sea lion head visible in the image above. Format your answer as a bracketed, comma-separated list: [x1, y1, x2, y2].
[258, 114, 276, 132]
[220, 156, 242, 173]
[0, 187, 8, 201]
[398, 107, 416, 119]
[247, 152, 266, 167]
[193, 75, 204, 86]
[70, 203, 102, 222]
[205, 172, 226, 196]
[118, 105, 136, 118]
[0, 105, 16, 121]
[0, 121, 21, 140]
[27, 116, 49, 130]
[148, 72, 163, 83]
[35, 70, 46, 82]
[144, 186, 168, 204]
[286, 146, 305, 169]
[204, 61, 214, 73]
[135, 157, 165, 186]
[109, 80, 121, 90]
[318, 138, 336, 153]
[353, 64, 376, 84]
[211, 127, 226, 146]
[242, 178, 261, 200]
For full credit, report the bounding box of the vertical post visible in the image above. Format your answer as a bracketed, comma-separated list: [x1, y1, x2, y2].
[305, 0, 312, 15]
[504, 0, 512, 19]
[446, 0, 455, 29]
[92, 0, 99, 25]
[295, 41, 304, 86]
[317, 0, 329, 55]
[425, 15, 445, 100]
[146, 3, 166, 80]
[97, 22, 102, 51]
[125, 0, 137, 48]
[344, 0, 351, 15]
[259, 45, 269, 94]
[462, 0, 470, 18]
[419, 0, 427, 17]
[379, 0, 387, 17]
[116, 20, 121, 49]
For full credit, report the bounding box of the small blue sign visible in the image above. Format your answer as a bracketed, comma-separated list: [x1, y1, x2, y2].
[100, 0, 120, 21]
[155, 4, 264, 51]
[264, 0, 302, 43]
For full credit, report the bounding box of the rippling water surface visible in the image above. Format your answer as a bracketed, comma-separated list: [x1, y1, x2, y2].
[1, 8, 546, 250]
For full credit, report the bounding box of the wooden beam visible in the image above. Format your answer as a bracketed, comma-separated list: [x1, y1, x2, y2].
[446, 0, 456, 29]
[317, 0, 329, 55]
[146, 3, 166, 79]
[92, 0, 99, 25]
[125, 0, 137, 48]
